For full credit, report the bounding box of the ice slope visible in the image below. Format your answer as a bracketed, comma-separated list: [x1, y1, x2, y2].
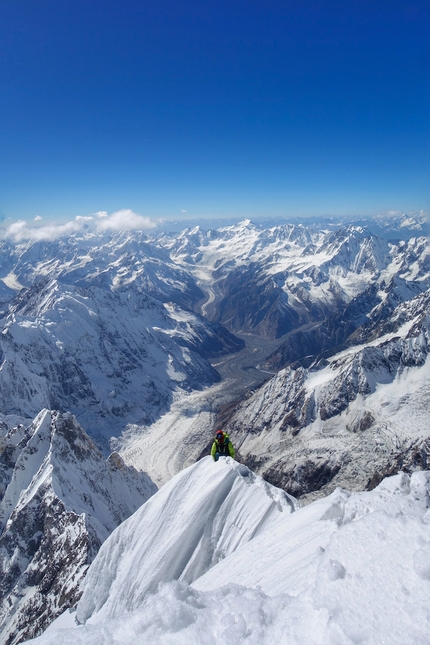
[0, 410, 156, 645]
[75, 456, 298, 624]
[26, 469, 430, 645]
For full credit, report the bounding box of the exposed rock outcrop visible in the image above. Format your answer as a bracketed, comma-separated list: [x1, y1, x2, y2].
[0, 410, 156, 645]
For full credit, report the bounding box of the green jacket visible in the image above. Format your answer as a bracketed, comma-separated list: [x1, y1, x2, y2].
[211, 434, 235, 460]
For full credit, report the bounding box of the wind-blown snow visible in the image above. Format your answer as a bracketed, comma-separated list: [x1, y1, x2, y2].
[25, 461, 430, 645]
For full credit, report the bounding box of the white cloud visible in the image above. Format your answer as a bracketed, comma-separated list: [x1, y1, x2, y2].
[3, 219, 84, 242]
[34, 215, 43, 222]
[386, 210, 402, 217]
[1, 209, 156, 242]
[95, 209, 156, 232]
[181, 209, 187, 213]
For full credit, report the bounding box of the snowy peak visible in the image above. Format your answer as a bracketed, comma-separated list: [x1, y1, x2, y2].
[76, 456, 298, 624]
[0, 410, 156, 645]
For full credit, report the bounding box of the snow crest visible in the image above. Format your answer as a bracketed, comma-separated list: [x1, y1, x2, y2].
[76, 456, 298, 623]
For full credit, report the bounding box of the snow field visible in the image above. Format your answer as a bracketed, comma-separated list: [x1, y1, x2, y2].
[32, 582, 349, 645]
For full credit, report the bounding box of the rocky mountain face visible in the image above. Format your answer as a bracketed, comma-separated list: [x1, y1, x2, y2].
[221, 288, 430, 501]
[0, 409, 156, 645]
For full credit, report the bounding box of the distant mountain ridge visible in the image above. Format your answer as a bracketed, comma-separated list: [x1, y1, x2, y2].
[159, 221, 429, 341]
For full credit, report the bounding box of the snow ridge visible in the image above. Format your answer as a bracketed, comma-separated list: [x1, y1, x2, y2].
[25, 463, 430, 645]
[76, 456, 298, 623]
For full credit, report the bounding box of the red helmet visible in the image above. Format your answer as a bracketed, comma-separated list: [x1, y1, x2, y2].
[216, 430, 224, 441]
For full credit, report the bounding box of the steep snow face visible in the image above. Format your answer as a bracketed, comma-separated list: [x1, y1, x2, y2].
[76, 456, 298, 624]
[223, 289, 430, 500]
[26, 471, 430, 645]
[0, 410, 156, 645]
[0, 279, 232, 444]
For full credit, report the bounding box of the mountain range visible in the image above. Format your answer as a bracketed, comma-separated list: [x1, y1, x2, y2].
[0, 215, 428, 642]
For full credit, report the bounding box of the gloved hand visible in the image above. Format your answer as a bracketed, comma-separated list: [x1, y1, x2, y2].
[214, 452, 219, 461]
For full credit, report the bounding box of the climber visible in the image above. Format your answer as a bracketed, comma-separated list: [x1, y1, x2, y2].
[211, 429, 235, 461]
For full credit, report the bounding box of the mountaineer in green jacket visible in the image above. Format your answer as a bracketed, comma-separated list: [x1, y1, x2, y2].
[211, 429, 235, 461]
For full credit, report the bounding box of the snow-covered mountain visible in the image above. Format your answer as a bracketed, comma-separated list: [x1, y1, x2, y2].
[0, 219, 428, 644]
[1, 221, 426, 480]
[221, 288, 430, 501]
[0, 274, 242, 447]
[0, 224, 427, 440]
[24, 458, 430, 645]
[0, 409, 156, 645]
[158, 221, 429, 341]
[0, 231, 204, 310]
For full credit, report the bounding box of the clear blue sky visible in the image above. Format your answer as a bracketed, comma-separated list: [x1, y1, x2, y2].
[1, 0, 429, 223]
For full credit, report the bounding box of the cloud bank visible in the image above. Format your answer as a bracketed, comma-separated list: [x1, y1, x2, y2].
[1, 210, 157, 242]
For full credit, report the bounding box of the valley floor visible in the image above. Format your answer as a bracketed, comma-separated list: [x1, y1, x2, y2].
[119, 332, 282, 486]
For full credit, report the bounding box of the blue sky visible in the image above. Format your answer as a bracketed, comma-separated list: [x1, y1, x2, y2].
[0, 0, 429, 225]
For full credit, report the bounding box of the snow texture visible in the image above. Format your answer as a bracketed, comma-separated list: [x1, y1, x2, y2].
[24, 460, 430, 645]
[76, 456, 298, 623]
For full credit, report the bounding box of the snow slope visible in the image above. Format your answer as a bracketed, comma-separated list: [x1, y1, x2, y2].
[76, 456, 298, 623]
[25, 461, 430, 645]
